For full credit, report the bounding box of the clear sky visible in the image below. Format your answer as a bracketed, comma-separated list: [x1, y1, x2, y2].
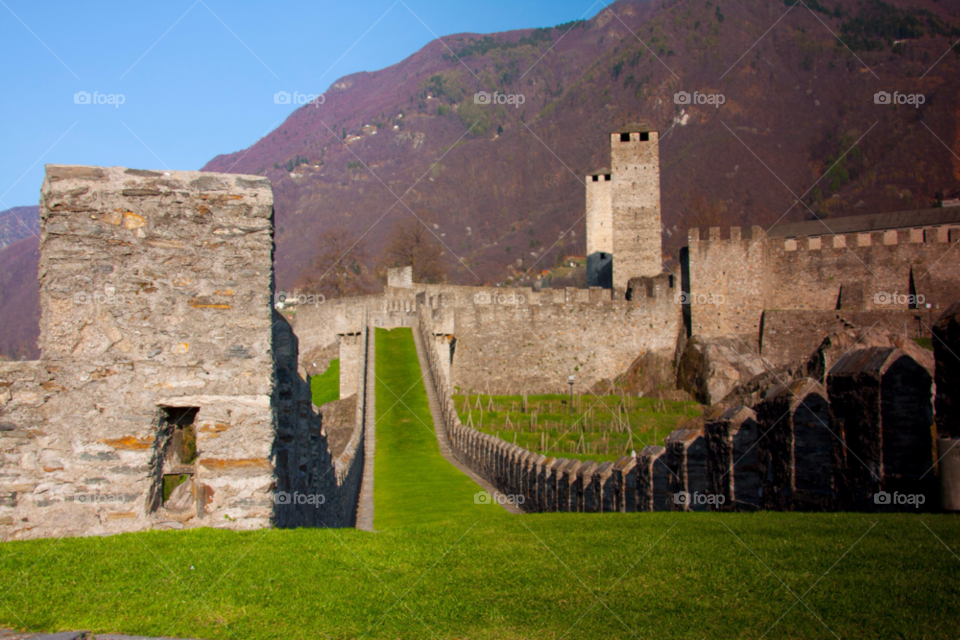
[0, 0, 607, 210]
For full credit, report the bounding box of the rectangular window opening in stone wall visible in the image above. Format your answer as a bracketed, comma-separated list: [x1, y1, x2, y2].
[640, 132, 649, 141]
[152, 406, 200, 515]
[592, 175, 599, 182]
[620, 133, 630, 142]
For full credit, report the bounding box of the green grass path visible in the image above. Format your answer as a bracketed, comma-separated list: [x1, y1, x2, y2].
[373, 328, 508, 529]
[1, 331, 958, 638]
[309, 358, 339, 407]
[1, 514, 957, 639]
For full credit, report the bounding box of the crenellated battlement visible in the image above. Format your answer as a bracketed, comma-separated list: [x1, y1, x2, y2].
[683, 216, 960, 343]
[687, 226, 765, 244]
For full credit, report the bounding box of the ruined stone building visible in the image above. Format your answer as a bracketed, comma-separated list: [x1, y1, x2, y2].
[0, 166, 364, 541]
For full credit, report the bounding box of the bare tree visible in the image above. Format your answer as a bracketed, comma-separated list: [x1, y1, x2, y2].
[382, 217, 446, 283]
[298, 228, 368, 298]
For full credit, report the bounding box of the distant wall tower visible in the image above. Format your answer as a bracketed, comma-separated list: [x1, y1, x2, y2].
[585, 167, 613, 288]
[610, 123, 662, 289]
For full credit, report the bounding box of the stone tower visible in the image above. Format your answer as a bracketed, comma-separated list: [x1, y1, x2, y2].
[585, 167, 613, 288]
[610, 123, 662, 289]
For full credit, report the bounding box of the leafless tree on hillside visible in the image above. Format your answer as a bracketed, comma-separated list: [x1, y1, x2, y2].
[299, 228, 368, 298]
[381, 216, 446, 284]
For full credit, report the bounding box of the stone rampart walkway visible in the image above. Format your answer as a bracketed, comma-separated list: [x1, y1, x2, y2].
[355, 326, 376, 531]
[411, 325, 522, 515]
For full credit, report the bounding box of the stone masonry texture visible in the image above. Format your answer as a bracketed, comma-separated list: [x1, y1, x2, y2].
[0, 165, 361, 540]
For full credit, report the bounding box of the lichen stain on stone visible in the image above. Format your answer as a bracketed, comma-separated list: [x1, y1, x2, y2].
[122, 212, 147, 229]
[101, 435, 155, 450]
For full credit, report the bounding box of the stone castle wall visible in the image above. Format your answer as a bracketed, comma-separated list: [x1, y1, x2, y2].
[0, 165, 360, 540]
[292, 280, 682, 395]
[685, 224, 960, 344]
[760, 309, 930, 368]
[418, 314, 941, 513]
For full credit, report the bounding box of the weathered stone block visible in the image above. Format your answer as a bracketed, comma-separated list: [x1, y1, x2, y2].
[755, 378, 839, 511]
[933, 302, 960, 439]
[828, 347, 935, 510]
[705, 406, 760, 511]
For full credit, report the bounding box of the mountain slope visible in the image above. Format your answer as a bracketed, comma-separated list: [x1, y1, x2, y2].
[0, 236, 40, 360]
[0, 205, 40, 251]
[203, 0, 960, 288]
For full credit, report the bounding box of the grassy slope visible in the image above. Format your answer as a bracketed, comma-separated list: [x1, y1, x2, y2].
[455, 394, 703, 461]
[2, 331, 958, 638]
[373, 328, 507, 529]
[309, 358, 340, 407]
[1, 514, 958, 639]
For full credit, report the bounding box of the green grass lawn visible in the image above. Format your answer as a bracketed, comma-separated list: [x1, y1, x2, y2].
[373, 328, 508, 529]
[3, 330, 958, 638]
[1, 514, 958, 639]
[310, 358, 340, 407]
[454, 394, 704, 461]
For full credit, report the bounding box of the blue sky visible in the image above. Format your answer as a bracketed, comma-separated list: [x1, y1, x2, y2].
[0, 0, 606, 209]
